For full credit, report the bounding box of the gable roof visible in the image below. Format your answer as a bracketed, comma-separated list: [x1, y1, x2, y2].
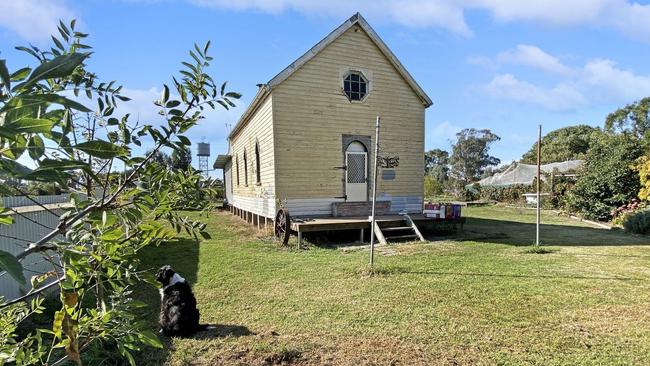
[229, 12, 433, 139]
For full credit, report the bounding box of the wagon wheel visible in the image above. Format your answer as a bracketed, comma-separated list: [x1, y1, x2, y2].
[274, 208, 291, 245]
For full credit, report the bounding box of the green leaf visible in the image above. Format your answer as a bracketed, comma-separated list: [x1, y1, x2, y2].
[139, 330, 163, 348]
[0, 59, 10, 90]
[10, 67, 31, 81]
[0, 250, 25, 285]
[162, 85, 169, 103]
[0, 210, 13, 225]
[38, 159, 87, 171]
[21, 168, 71, 183]
[177, 135, 191, 146]
[5, 134, 27, 160]
[165, 100, 180, 108]
[28, 135, 45, 160]
[51, 35, 65, 51]
[74, 140, 126, 159]
[0, 94, 91, 114]
[18, 52, 91, 89]
[0, 126, 19, 140]
[6, 118, 55, 133]
[53, 310, 64, 339]
[36, 94, 92, 112]
[0, 158, 33, 177]
[0, 183, 14, 196]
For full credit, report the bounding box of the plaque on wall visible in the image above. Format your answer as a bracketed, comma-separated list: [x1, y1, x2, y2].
[382, 169, 396, 180]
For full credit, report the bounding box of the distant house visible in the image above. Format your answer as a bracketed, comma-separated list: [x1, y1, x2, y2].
[214, 13, 432, 223]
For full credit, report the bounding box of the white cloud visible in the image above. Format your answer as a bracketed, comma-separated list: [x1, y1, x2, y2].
[190, 0, 472, 36]
[0, 0, 76, 43]
[430, 120, 461, 142]
[481, 74, 586, 111]
[602, 1, 650, 41]
[497, 44, 573, 75]
[5, 0, 648, 43]
[466, 56, 498, 70]
[473, 44, 650, 109]
[472, 0, 613, 25]
[115, 86, 241, 158]
[187, 0, 650, 41]
[582, 59, 650, 101]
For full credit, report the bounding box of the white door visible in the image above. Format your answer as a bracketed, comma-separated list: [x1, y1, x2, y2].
[346, 142, 367, 201]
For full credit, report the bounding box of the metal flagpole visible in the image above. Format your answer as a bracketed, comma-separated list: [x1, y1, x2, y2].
[536, 124, 542, 247]
[369, 115, 380, 268]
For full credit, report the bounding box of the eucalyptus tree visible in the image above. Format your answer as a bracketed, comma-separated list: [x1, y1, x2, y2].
[605, 97, 650, 141]
[0, 21, 239, 365]
[449, 128, 501, 185]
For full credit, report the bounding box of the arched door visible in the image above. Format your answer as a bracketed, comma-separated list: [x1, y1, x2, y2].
[346, 141, 367, 201]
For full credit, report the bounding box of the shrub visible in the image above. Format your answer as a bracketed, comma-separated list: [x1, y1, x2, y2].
[612, 199, 647, 226]
[550, 176, 576, 209]
[424, 175, 444, 198]
[565, 134, 643, 221]
[637, 156, 650, 201]
[478, 184, 530, 204]
[623, 209, 650, 234]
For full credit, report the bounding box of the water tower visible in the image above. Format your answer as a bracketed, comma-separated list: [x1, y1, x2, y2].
[197, 142, 210, 177]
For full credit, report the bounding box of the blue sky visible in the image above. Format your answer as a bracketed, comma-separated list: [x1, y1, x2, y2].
[2, 0, 650, 173]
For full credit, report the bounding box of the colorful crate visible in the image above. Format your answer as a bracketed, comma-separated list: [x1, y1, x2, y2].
[423, 202, 462, 219]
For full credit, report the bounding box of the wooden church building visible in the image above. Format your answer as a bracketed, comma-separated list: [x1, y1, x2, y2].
[214, 12, 432, 227]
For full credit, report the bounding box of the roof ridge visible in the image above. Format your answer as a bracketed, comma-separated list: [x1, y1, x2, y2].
[229, 12, 432, 139]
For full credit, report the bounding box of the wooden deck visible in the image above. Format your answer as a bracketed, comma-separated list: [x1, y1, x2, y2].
[290, 214, 462, 233]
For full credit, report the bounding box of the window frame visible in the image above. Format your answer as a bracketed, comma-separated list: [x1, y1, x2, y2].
[235, 155, 240, 186]
[254, 141, 261, 185]
[243, 148, 248, 186]
[342, 70, 370, 102]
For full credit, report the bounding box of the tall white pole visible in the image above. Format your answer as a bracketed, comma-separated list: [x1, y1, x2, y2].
[536, 124, 542, 247]
[369, 115, 380, 268]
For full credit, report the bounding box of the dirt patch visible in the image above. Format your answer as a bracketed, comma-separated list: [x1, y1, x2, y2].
[169, 331, 489, 366]
[264, 348, 302, 365]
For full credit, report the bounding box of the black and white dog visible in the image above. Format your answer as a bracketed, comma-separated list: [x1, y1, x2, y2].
[156, 265, 202, 337]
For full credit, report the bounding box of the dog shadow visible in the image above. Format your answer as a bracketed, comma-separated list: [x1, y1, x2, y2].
[192, 324, 255, 339]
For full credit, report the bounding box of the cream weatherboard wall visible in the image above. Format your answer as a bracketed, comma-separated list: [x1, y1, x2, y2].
[229, 94, 276, 218]
[272, 25, 425, 216]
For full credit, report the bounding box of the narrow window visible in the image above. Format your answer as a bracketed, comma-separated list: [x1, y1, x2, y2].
[243, 149, 248, 186]
[343, 72, 368, 101]
[236, 155, 240, 186]
[255, 142, 261, 184]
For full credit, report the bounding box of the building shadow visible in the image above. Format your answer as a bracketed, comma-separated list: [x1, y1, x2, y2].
[133, 237, 256, 364]
[423, 217, 650, 247]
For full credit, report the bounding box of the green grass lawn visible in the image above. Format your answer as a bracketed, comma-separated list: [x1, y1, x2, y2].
[136, 206, 650, 365]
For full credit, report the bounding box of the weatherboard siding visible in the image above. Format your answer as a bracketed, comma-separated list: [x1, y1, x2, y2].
[272, 25, 425, 205]
[229, 94, 276, 217]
